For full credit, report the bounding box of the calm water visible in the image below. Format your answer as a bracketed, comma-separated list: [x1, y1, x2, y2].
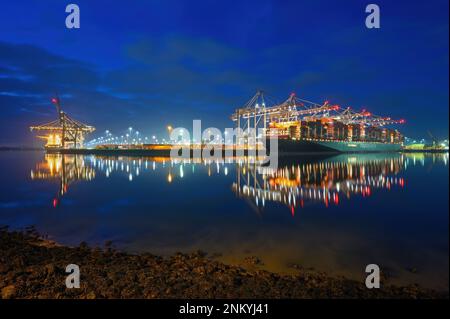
[0, 151, 448, 290]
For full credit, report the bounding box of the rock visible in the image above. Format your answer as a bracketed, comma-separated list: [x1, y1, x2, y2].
[0, 264, 8, 274]
[244, 256, 263, 265]
[193, 266, 206, 274]
[1, 285, 16, 299]
[86, 291, 96, 299]
[45, 263, 56, 275]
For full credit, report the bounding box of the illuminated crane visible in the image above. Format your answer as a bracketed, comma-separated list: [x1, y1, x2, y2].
[231, 91, 340, 140]
[30, 96, 95, 149]
[231, 91, 404, 142]
[331, 107, 405, 127]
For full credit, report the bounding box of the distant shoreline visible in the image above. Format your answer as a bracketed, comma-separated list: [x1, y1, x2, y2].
[0, 147, 43, 151]
[1, 147, 447, 156]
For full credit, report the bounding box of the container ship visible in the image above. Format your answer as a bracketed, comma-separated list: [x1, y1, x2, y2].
[231, 91, 405, 153]
[29, 93, 404, 155]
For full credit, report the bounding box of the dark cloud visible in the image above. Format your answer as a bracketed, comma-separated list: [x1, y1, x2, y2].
[0, 42, 141, 145]
[0, 39, 260, 146]
[127, 36, 243, 67]
[0, 42, 100, 90]
[104, 36, 265, 113]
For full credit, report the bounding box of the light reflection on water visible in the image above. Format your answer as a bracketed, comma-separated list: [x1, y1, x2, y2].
[0, 151, 448, 290]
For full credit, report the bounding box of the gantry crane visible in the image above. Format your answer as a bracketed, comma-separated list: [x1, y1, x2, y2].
[231, 91, 405, 143]
[331, 107, 405, 127]
[30, 96, 95, 149]
[231, 91, 341, 137]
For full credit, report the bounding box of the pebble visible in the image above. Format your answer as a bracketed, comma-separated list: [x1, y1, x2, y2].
[1, 285, 16, 299]
[0, 229, 445, 299]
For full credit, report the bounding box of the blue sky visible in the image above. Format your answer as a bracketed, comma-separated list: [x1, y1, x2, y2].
[0, 0, 448, 145]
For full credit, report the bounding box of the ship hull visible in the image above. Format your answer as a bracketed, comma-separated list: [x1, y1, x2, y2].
[276, 139, 402, 154]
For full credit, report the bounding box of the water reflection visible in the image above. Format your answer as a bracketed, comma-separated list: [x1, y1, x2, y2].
[234, 155, 407, 214]
[30, 154, 95, 207]
[1, 151, 443, 290]
[30, 153, 448, 212]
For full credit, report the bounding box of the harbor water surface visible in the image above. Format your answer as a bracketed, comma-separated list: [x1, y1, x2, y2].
[0, 151, 448, 291]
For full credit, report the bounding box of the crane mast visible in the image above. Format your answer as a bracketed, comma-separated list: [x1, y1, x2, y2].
[30, 96, 95, 149]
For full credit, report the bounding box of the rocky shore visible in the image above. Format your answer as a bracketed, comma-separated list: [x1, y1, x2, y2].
[0, 228, 447, 299]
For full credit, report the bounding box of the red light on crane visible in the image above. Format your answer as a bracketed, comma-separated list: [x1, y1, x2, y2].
[51, 98, 58, 104]
[331, 105, 340, 111]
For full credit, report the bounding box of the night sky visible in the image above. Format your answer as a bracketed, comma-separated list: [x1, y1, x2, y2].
[0, 0, 448, 146]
